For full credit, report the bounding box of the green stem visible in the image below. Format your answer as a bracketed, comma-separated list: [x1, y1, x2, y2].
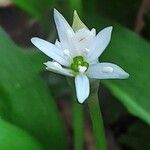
[67, 78, 84, 150]
[73, 100, 84, 150]
[87, 94, 107, 150]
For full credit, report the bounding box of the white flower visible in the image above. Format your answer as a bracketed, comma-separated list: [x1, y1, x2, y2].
[31, 9, 129, 103]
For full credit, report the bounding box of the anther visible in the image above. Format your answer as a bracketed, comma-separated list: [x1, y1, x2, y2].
[63, 49, 70, 56]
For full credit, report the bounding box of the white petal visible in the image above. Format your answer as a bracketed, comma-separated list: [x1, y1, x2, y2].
[87, 63, 129, 79]
[54, 9, 74, 49]
[87, 26, 113, 62]
[75, 74, 90, 103]
[73, 28, 96, 55]
[31, 37, 69, 66]
[44, 61, 73, 77]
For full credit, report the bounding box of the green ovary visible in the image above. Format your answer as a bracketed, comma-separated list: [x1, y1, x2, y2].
[71, 56, 89, 72]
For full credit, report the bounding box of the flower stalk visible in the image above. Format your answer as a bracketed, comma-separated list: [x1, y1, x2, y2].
[67, 78, 84, 150]
[73, 100, 84, 150]
[88, 94, 107, 150]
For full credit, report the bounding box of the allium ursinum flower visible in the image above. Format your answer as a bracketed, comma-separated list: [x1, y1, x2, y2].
[31, 9, 129, 103]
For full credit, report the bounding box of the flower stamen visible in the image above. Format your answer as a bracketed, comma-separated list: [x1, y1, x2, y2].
[70, 56, 89, 73]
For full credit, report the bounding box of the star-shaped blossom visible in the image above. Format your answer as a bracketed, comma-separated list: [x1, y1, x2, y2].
[31, 9, 129, 103]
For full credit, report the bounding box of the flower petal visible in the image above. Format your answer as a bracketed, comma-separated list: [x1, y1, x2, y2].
[31, 37, 70, 66]
[44, 61, 73, 77]
[87, 26, 113, 62]
[54, 9, 74, 49]
[75, 74, 90, 103]
[72, 10, 88, 31]
[87, 63, 129, 79]
[73, 28, 96, 55]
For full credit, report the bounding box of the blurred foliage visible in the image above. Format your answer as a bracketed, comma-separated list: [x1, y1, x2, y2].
[68, 0, 83, 14]
[0, 118, 42, 150]
[143, 13, 150, 40]
[0, 27, 67, 149]
[119, 121, 150, 150]
[100, 87, 127, 125]
[12, 0, 55, 27]
[85, 0, 141, 28]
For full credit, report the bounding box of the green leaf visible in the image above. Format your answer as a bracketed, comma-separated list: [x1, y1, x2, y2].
[0, 118, 42, 150]
[0, 27, 67, 149]
[86, 16, 150, 124]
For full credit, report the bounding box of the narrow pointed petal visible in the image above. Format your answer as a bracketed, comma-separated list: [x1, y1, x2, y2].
[54, 9, 74, 48]
[87, 63, 129, 79]
[44, 61, 73, 76]
[87, 27, 113, 62]
[75, 74, 90, 103]
[72, 10, 88, 31]
[31, 37, 69, 66]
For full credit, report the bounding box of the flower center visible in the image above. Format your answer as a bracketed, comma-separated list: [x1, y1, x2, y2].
[70, 56, 89, 73]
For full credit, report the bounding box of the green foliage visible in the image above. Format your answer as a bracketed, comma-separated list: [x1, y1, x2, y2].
[0, 118, 42, 150]
[82, 0, 97, 15]
[0, 27, 67, 150]
[97, 0, 141, 27]
[86, 16, 150, 124]
[13, 0, 55, 27]
[68, 0, 83, 15]
[119, 121, 150, 149]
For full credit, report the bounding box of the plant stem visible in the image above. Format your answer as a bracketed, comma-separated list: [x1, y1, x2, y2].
[73, 100, 84, 150]
[87, 94, 107, 150]
[67, 78, 84, 150]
